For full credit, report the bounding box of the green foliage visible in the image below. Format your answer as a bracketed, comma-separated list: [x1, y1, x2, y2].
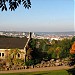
[51, 51, 57, 59]
[48, 38, 72, 59]
[71, 36, 75, 42]
[42, 52, 51, 61]
[25, 60, 34, 66]
[28, 39, 51, 63]
[26, 48, 32, 61]
[29, 39, 50, 51]
[31, 49, 42, 62]
[70, 54, 75, 58]
[29, 39, 36, 50]
[28, 38, 73, 64]
[7, 48, 24, 66]
[59, 39, 72, 58]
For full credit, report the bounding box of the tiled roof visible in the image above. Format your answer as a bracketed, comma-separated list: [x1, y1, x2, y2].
[0, 37, 28, 49]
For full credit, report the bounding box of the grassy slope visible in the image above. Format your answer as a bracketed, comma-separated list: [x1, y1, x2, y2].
[0, 70, 69, 75]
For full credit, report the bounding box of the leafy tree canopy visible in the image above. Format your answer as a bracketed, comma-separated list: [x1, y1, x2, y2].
[0, 0, 31, 11]
[71, 36, 75, 42]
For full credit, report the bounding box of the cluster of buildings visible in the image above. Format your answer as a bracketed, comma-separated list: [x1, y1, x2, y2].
[0, 31, 28, 38]
[0, 31, 74, 68]
[33, 32, 74, 41]
[0, 31, 74, 40]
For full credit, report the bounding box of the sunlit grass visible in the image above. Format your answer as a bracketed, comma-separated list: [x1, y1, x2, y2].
[0, 70, 69, 75]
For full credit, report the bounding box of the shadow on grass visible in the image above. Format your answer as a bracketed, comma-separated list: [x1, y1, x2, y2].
[33, 73, 48, 75]
[34, 74, 42, 75]
[67, 67, 75, 75]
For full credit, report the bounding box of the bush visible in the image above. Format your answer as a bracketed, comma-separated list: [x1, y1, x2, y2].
[25, 60, 34, 66]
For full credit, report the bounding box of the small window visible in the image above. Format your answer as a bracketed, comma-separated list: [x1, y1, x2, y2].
[0, 53, 1, 57]
[2, 53, 4, 57]
[18, 54, 20, 58]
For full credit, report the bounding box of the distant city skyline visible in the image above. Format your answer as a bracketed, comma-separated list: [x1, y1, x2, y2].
[0, 0, 74, 32]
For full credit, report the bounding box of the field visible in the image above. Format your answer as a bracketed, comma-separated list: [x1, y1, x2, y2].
[0, 70, 70, 75]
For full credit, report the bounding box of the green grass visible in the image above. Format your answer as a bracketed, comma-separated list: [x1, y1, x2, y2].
[0, 70, 70, 75]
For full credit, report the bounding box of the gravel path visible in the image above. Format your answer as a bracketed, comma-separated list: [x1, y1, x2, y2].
[0, 66, 73, 74]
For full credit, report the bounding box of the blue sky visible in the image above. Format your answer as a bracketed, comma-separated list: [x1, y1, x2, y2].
[0, 0, 74, 32]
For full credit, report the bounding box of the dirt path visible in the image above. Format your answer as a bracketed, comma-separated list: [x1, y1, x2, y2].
[0, 66, 73, 74]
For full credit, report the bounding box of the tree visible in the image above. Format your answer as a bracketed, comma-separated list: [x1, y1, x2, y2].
[69, 42, 75, 66]
[55, 47, 61, 58]
[28, 39, 36, 50]
[6, 48, 24, 67]
[70, 42, 75, 54]
[26, 48, 32, 61]
[71, 36, 75, 42]
[0, 0, 31, 11]
[58, 39, 72, 58]
[31, 48, 42, 64]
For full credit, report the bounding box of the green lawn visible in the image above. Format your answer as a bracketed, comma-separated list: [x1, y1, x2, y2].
[0, 70, 70, 75]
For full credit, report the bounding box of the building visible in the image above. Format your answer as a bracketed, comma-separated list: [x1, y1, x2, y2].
[0, 36, 29, 61]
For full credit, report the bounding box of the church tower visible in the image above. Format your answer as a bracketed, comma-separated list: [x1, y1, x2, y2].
[24, 32, 32, 62]
[29, 32, 32, 39]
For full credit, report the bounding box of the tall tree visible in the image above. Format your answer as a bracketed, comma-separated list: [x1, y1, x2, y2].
[70, 42, 75, 54]
[71, 36, 75, 42]
[0, 0, 31, 11]
[55, 47, 61, 58]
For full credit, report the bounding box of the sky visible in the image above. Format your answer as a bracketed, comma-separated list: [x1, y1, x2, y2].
[0, 0, 74, 32]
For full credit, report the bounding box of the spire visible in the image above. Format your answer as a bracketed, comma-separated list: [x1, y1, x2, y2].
[29, 32, 32, 39]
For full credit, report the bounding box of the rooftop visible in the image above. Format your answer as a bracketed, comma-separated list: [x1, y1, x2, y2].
[0, 36, 28, 49]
